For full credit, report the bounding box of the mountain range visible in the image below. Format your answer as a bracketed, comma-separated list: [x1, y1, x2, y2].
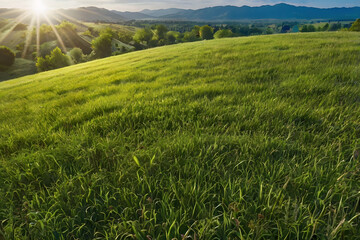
[1, 4, 360, 23]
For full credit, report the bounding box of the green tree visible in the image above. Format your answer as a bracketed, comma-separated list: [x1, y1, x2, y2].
[118, 32, 133, 44]
[322, 23, 329, 31]
[155, 25, 168, 41]
[300, 25, 310, 32]
[92, 32, 112, 58]
[166, 31, 177, 44]
[192, 26, 201, 38]
[329, 23, 342, 31]
[133, 28, 154, 45]
[36, 47, 70, 72]
[69, 48, 84, 64]
[0, 46, 15, 69]
[183, 31, 198, 42]
[56, 21, 76, 33]
[200, 25, 214, 40]
[214, 29, 234, 39]
[349, 19, 360, 31]
[307, 25, 316, 32]
[39, 42, 56, 57]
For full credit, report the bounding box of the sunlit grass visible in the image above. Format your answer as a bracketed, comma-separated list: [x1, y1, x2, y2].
[0, 32, 360, 239]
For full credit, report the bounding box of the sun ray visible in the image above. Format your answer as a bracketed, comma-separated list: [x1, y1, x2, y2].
[42, 13, 67, 53]
[22, 15, 36, 58]
[49, 15, 78, 49]
[0, 9, 25, 19]
[53, 10, 88, 29]
[73, 8, 113, 22]
[0, 12, 31, 44]
[36, 12, 40, 57]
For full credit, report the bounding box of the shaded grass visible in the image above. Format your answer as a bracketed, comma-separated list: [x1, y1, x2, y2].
[0, 32, 360, 239]
[0, 58, 37, 82]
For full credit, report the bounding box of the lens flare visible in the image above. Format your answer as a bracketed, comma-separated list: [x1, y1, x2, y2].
[33, 0, 47, 15]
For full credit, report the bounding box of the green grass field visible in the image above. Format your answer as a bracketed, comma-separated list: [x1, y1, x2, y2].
[0, 32, 360, 239]
[0, 58, 36, 82]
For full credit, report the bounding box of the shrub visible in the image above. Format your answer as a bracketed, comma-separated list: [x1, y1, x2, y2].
[133, 28, 154, 45]
[92, 32, 113, 58]
[183, 31, 198, 42]
[300, 25, 316, 32]
[40, 42, 57, 57]
[36, 47, 70, 72]
[0, 46, 16, 69]
[155, 25, 168, 41]
[200, 25, 214, 40]
[349, 19, 360, 31]
[69, 48, 84, 64]
[214, 29, 234, 39]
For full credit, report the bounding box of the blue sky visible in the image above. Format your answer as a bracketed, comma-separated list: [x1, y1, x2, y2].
[1, 0, 359, 11]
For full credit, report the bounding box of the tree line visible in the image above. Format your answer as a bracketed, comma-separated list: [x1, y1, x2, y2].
[2, 20, 360, 73]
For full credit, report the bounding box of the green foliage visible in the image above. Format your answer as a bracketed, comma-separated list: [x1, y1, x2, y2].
[56, 21, 77, 33]
[300, 24, 316, 32]
[199, 25, 214, 40]
[39, 41, 57, 58]
[214, 29, 234, 39]
[166, 31, 177, 44]
[192, 25, 201, 37]
[329, 23, 342, 31]
[1, 32, 360, 239]
[37, 24, 56, 43]
[154, 24, 168, 40]
[0, 46, 15, 69]
[266, 27, 275, 34]
[349, 19, 360, 31]
[91, 32, 113, 58]
[118, 32, 133, 44]
[16, 43, 25, 52]
[36, 47, 70, 72]
[322, 23, 330, 31]
[133, 28, 154, 45]
[69, 47, 84, 64]
[100, 27, 117, 39]
[183, 31, 199, 42]
[87, 26, 99, 37]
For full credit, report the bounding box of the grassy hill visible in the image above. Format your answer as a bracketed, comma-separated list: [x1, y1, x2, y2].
[0, 58, 36, 82]
[1, 32, 360, 239]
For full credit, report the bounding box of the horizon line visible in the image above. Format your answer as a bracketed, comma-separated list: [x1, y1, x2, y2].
[2, 3, 360, 13]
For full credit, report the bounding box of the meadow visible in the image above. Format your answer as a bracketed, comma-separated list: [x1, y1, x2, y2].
[0, 32, 360, 239]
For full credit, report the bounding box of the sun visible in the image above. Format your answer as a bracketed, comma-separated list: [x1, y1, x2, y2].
[32, 0, 47, 15]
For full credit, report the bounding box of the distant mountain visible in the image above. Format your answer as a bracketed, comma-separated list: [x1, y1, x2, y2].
[56, 7, 125, 22]
[160, 4, 360, 21]
[0, 7, 125, 24]
[139, 8, 187, 17]
[1, 4, 360, 23]
[112, 10, 153, 20]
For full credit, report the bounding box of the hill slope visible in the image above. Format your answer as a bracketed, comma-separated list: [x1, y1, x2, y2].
[1, 32, 360, 239]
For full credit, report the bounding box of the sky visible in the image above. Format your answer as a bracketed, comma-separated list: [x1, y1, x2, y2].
[1, 0, 360, 11]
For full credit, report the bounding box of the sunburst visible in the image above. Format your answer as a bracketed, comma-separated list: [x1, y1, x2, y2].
[32, 0, 47, 15]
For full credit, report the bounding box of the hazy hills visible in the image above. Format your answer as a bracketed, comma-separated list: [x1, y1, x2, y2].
[1, 4, 360, 23]
[0, 7, 125, 24]
[159, 4, 360, 21]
